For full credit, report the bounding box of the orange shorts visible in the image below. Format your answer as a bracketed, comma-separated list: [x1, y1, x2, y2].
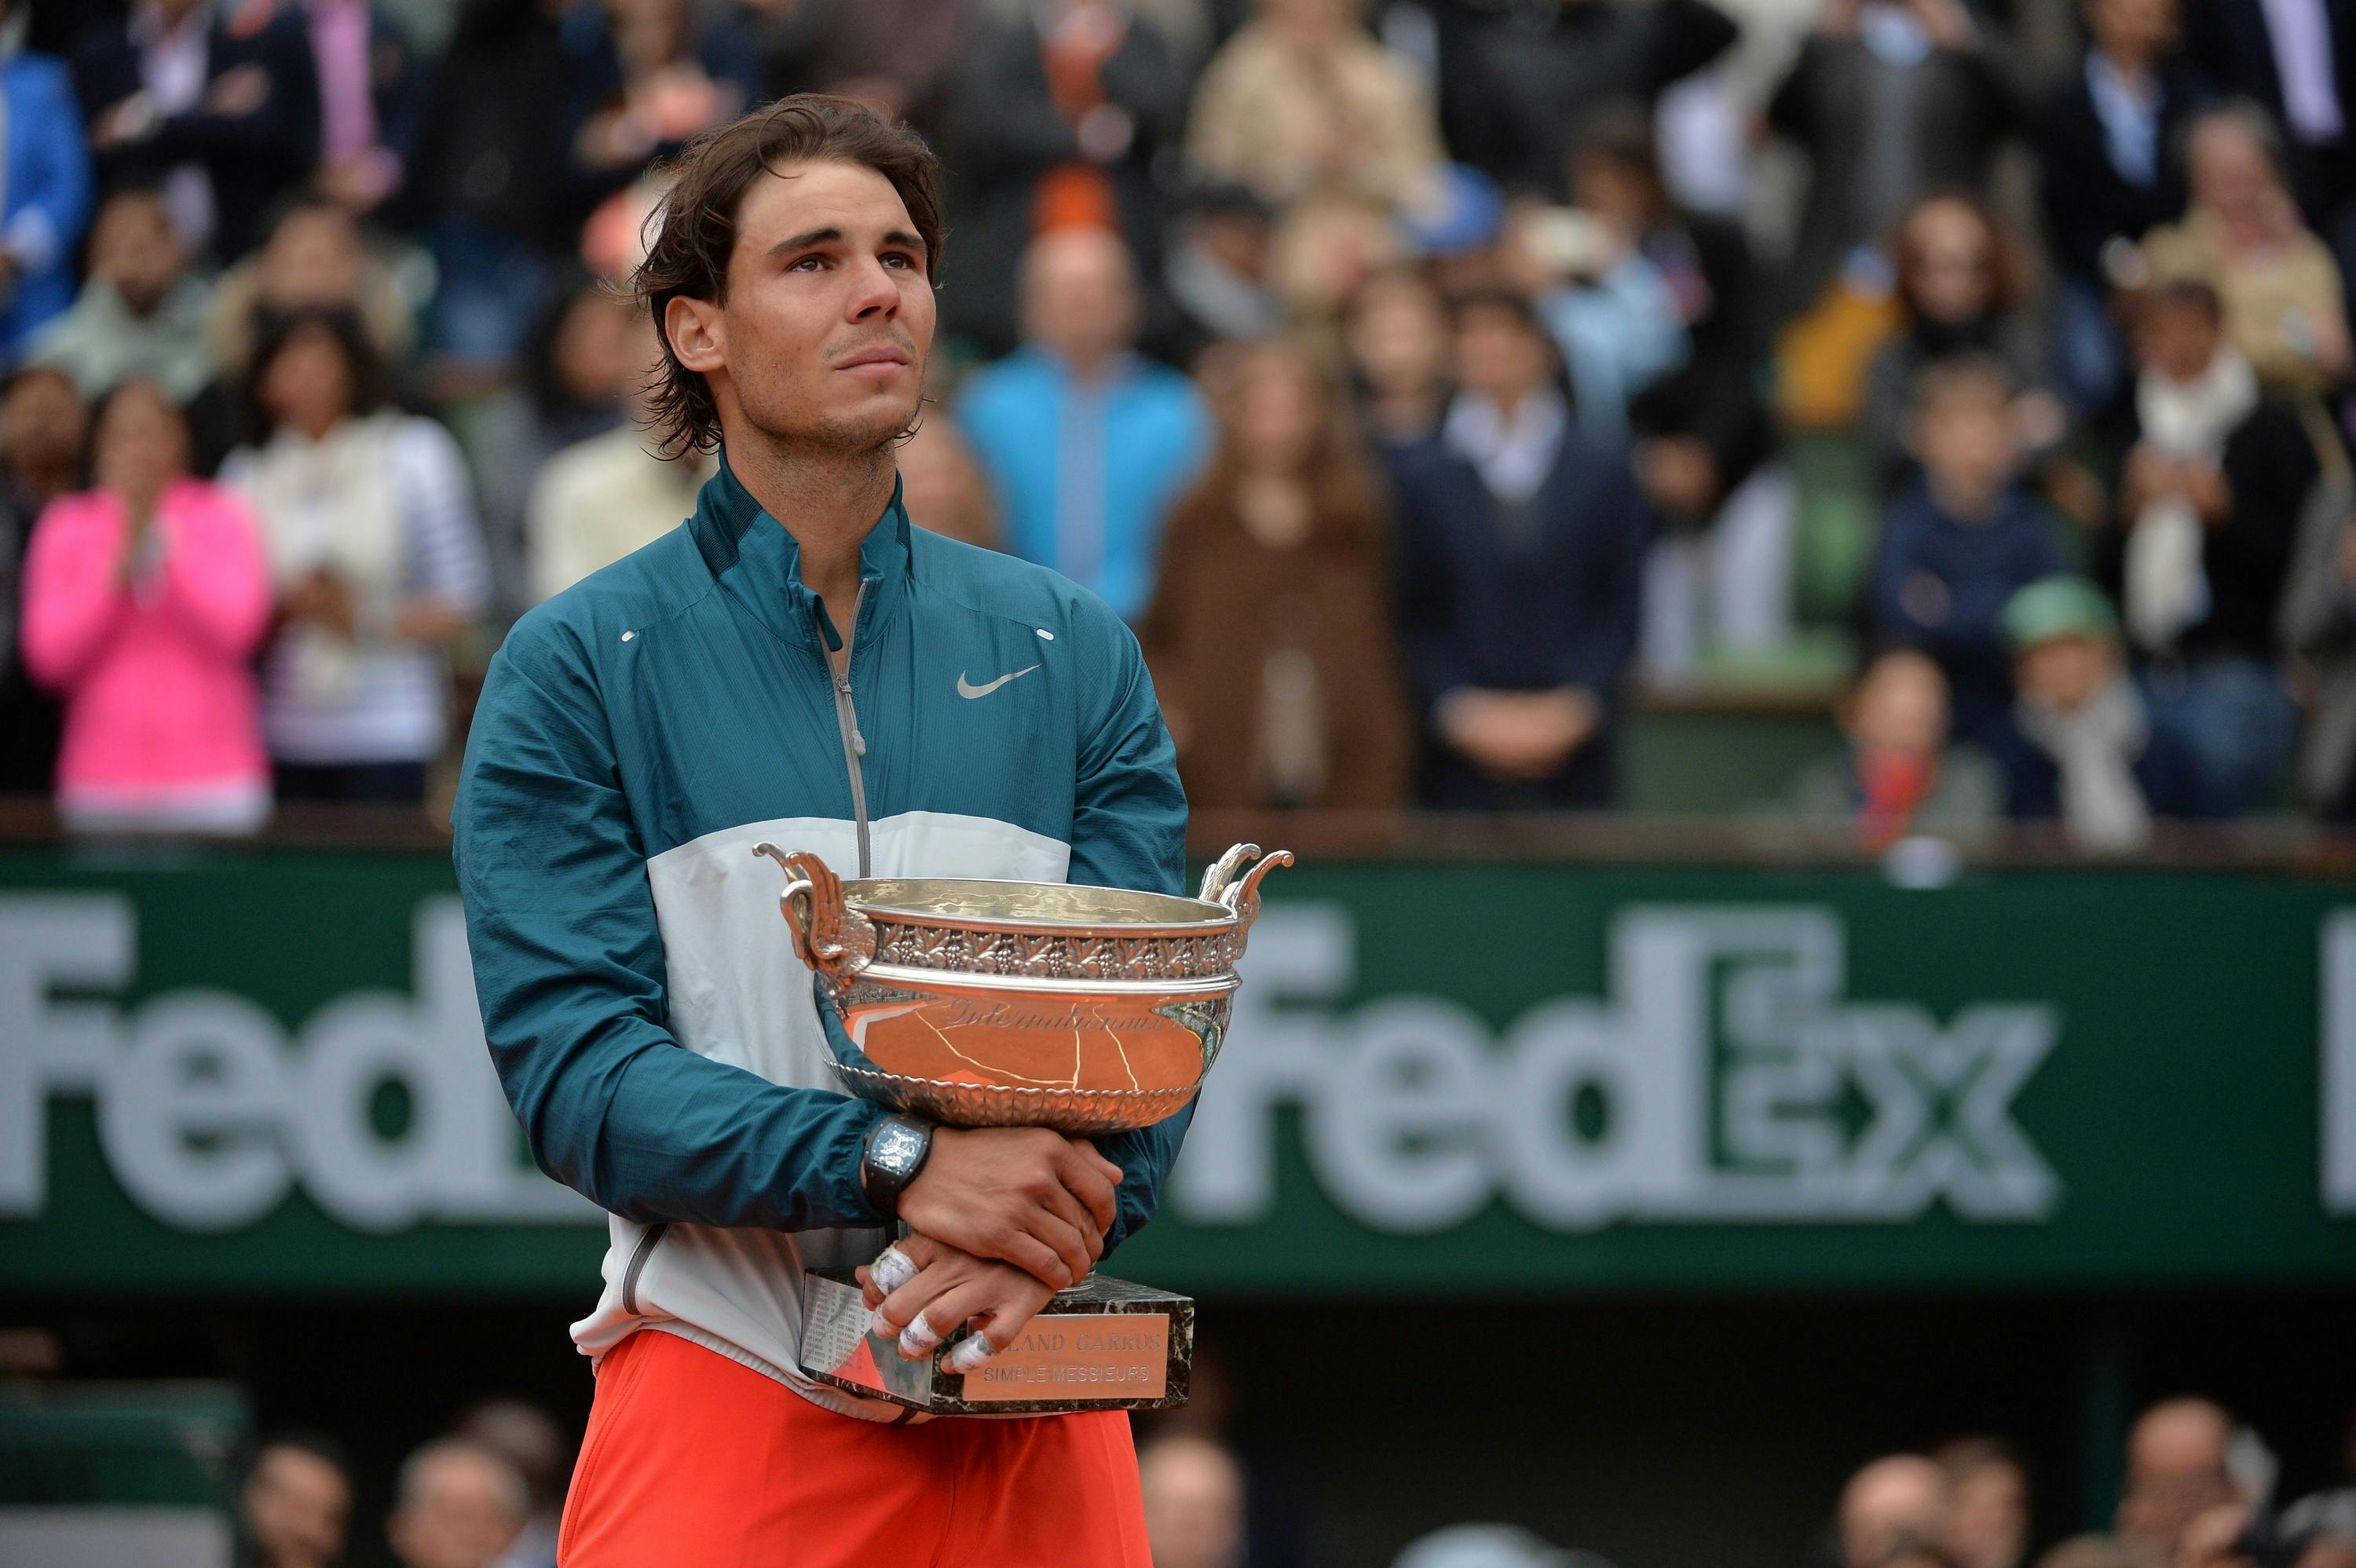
[558, 1328, 1154, 1568]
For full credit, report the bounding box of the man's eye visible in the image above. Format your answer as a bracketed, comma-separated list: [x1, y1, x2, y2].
[789, 256, 824, 272]
[882, 254, 913, 270]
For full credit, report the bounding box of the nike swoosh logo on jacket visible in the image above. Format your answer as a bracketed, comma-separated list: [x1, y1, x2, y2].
[957, 664, 1039, 699]
[452, 460, 1188, 1421]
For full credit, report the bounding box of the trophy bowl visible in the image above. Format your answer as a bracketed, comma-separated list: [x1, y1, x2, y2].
[753, 842, 1293, 1135]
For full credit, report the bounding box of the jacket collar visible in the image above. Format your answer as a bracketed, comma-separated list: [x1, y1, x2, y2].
[688, 450, 911, 654]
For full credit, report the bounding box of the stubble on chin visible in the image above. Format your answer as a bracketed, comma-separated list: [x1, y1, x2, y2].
[752, 371, 923, 460]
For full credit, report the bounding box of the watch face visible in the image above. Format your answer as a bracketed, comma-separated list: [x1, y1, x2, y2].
[873, 1122, 926, 1176]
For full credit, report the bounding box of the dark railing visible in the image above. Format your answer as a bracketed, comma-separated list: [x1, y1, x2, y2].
[5, 794, 2354, 874]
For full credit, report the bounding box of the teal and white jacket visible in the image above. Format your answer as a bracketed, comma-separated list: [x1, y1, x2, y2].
[452, 459, 1189, 1419]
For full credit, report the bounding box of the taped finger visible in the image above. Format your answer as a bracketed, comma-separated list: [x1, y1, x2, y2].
[871, 1245, 918, 1295]
[945, 1333, 997, 1374]
[898, 1312, 943, 1358]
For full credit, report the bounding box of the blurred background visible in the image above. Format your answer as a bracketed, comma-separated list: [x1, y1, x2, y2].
[0, 0, 2353, 1564]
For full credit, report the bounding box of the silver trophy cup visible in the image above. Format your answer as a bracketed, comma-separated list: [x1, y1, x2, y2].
[755, 841, 1293, 1414]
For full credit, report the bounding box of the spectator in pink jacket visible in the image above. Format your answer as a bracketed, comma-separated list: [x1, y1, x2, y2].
[19, 379, 273, 835]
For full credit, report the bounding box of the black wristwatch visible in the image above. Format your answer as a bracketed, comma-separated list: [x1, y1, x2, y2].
[859, 1113, 935, 1216]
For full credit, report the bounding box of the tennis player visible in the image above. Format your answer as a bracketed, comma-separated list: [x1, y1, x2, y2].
[452, 94, 1187, 1566]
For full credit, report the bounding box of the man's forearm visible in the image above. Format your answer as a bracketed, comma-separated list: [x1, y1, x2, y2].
[503, 1017, 891, 1233]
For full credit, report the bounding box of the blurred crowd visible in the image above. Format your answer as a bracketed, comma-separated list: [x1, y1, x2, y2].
[1779, 1397, 2356, 1568]
[0, 0, 2352, 850]
[224, 1385, 2356, 1568]
[236, 1400, 568, 1568]
[1135, 1394, 2356, 1568]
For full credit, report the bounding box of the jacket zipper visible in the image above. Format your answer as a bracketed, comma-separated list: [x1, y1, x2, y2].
[620, 1222, 667, 1314]
[818, 583, 872, 876]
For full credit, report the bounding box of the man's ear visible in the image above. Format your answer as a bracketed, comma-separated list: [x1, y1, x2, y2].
[666, 295, 726, 376]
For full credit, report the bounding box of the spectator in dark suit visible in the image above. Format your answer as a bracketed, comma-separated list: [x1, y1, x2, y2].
[397, 0, 604, 375]
[72, 0, 321, 263]
[2036, 0, 2207, 415]
[299, 0, 427, 217]
[1437, 0, 1736, 196]
[1868, 353, 2067, 756]
[560, 0, 762, 213]
[1767, 0, 2022, 323]
[942, 0, 1190, 360]
[1573, 103, 1771, 528]
[2180, 0, 2356, 228]
[1389, 287, 1651, 810]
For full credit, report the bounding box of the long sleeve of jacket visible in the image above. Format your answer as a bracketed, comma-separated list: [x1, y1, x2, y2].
[1059, 603, 1191, 1258]
[1558, 466, 1651, 699]
[155, 492, 272, 661]
[1648, 0, 1741, 94]
[454, 623, 889, 1233]
[153, 16, 321, 172]
[3, 62, 91, 285]
[1539, 258, 1690, 441]
[20, 499, 126, 690]
[1394, 505, 1462, 713]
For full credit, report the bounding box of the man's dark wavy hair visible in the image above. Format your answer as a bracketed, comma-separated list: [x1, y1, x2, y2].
[629, 95, 944, 458]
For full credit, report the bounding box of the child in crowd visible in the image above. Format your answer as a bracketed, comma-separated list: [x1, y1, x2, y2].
[1868, 354, 2068, 758]
[2003, 575, 2208, 846]
[1791, 646, 2003, 846]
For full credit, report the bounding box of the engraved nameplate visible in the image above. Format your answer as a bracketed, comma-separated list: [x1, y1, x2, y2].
[799, 1270, 1193, 1415]
[957, 1314, 1170, 1403]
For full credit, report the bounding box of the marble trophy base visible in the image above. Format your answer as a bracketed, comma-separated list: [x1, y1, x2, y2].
[799, 1270, 1194, 1415]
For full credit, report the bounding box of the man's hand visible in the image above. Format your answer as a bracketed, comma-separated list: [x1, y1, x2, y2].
[857, 1234, 1059, 1373]
[1440, 687, 1599, 780]
[283, 570, 358, 639]
[1634, 435, 1721, 521]
[894, 1127, 1121, 1290]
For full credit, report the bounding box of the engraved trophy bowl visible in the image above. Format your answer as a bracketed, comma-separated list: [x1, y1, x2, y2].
[751, 841, 1293, 1136]
[753, 842, 1294, 1414]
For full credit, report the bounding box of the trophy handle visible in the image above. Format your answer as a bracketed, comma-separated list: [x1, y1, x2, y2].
[752, 843, 876, 980]
[1197, 842, 1295, 937]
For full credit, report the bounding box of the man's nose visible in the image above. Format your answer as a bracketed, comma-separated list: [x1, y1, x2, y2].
[846, 256, 899, 320]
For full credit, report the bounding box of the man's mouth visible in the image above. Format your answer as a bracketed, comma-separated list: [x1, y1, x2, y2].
[836, 345, 913, 372]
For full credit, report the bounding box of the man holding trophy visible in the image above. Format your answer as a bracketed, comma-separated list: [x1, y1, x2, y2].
[453, 95, 1209, 1564]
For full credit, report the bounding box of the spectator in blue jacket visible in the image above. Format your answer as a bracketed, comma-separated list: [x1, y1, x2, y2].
[1868, 353, 2068, 758]
[1388, 287, 1651, 810]
[0, 5, 90, 359]
[956, 225, 1209, 621]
